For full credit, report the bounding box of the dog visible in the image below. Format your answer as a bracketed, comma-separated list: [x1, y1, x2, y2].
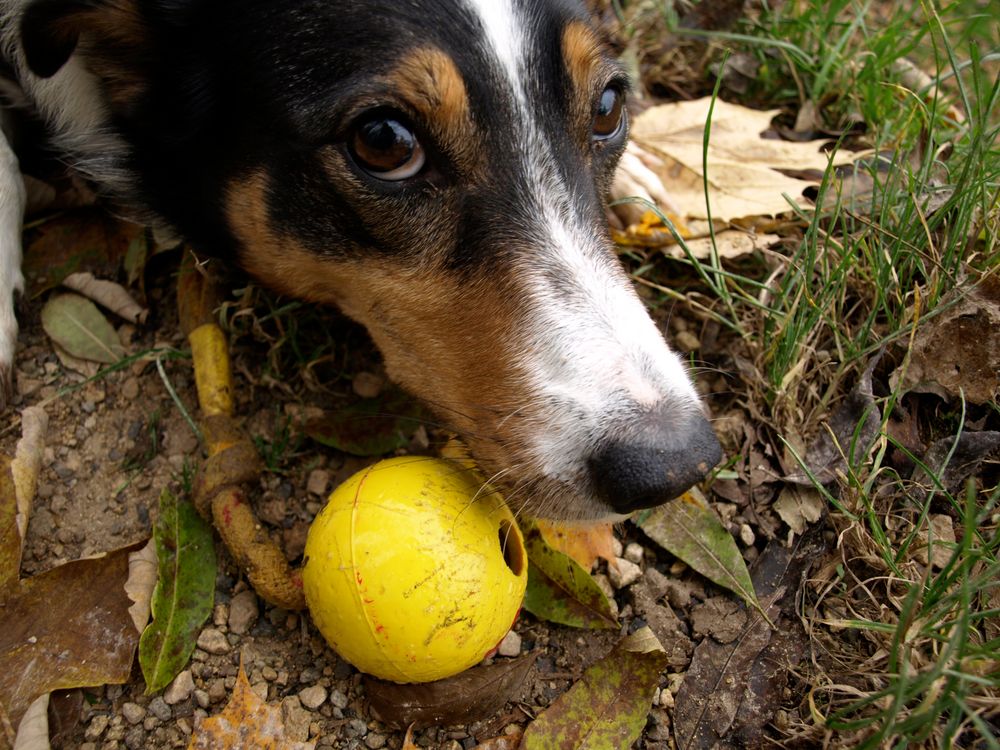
[0, 0, 721, 521]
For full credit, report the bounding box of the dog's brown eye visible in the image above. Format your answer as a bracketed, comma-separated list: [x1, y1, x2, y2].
[593, 86, 625, 140]
[350, 115, 426, 181]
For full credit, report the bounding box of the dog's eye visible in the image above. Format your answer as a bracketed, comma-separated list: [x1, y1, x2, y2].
[592, 86, 625, 141]
[349, 114, 426, 181]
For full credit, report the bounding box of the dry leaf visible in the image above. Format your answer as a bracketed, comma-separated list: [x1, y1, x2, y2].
[892, 277, 1000, 405]
[534, 520, 617, 571]
[366, 654, 536, 730]
[11, 407, 47, 544]
[12, 693, 48, 750]
[630, 97, 864, 221]
[665, 231, 781, 260]
[125, 540, 158, 634]
[0, 545, 141, 732]
[772, 486, 824, 536]
[61, 272, 148, 325]
[187, 662, 314, 750]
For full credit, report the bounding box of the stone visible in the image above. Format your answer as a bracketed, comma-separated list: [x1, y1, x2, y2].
[121, 703, 145, 725]
[124, 726, 146, 750]
[623, 543, 644, 564]
[328, 688, 349, 710]
[148, 697, 172, 722]
[365, 732, 387, 749]
[281, 697, 312, 742]
[228, 590, 259, 635]
[306, 469, 330, 497]
[164, 670, 195, 705]
[497, 630, 521, 657]
[607, 558, 642, 589]
[197, 628, 230, 654]
[194, 690, 211, 710]
[84, 715, 109, 741]
[298, 685, 328, 710]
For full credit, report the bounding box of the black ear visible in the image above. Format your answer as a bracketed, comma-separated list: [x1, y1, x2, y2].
[20, 0, 96, 78]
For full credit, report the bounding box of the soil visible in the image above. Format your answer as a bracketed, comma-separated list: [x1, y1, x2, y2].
[7, 235, 789, 750]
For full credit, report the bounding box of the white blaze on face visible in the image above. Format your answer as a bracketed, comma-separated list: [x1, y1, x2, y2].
[460, 0, 702, 480]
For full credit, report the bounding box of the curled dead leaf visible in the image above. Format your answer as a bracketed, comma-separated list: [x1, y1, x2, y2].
[61, 272, 147, 325]
[366, 654, 536, 730]
[125, 540, 158, 634]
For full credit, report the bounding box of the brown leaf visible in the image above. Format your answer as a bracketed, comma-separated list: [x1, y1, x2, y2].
[893, 277, 1000, 405]
[365, 654, 536, 730]
[785, 354, 882, 486]
[673, 532, 826, 749]
[534, 520, 617, 571]
[0, 457, 19, 599]
[0, 545, 141, 731]
[188, 662, 314, 750]
[22, 210, 142, 299]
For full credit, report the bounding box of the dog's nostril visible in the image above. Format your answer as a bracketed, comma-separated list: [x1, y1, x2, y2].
[588, 412, 722, 514]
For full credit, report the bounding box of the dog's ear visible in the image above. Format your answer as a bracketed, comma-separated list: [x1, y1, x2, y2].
[21, 0, 146, 82]
[20, 0, 97, 77]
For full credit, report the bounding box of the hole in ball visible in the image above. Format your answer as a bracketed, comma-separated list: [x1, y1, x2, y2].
[497, 520, 525, 577]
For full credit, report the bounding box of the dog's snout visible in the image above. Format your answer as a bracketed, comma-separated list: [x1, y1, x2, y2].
[589, 409, 722, 514]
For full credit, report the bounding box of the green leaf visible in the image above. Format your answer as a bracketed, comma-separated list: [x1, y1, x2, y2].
[522, 527, 617, 630]
[522, 627, 669, 749]
[140, 489, 216, 694]
[41, 293, 125, 364]
[304, 389, 425, 456]
[633, 488, 762, 615]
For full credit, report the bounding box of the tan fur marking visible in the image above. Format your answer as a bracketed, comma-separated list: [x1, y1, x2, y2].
[383, 48, 478, 172]
[225, 171, 553, 509]
[561, 21, 602, 96]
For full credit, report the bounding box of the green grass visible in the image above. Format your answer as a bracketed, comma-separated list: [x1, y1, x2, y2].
[619, 0, 1000, 745]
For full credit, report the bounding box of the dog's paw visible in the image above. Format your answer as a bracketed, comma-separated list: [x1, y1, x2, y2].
[610, 141, 681, 228]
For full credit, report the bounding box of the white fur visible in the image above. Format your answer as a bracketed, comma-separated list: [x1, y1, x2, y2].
[461, 0, 703, 488]
[0, 117, 25, 388]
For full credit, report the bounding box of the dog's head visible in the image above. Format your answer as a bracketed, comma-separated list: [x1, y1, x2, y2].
[20, 0, 721, 520]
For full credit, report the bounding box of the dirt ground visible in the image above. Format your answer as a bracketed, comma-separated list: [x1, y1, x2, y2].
[9, 246, 784, 750]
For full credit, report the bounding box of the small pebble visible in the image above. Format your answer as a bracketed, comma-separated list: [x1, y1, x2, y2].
[194, 690, 211, 710]
[623, 543, 644, 564]
[497, 630, 522, 657]
[207, 679, 227, 704]
[197, 628, 230, 654]
[121, 377, 141, 400]
[739, 523, 755, 547]
[148, 697, 172, 722]
[591, 573, 619, 617]
[365, 732, 387, 749]
[307, 469, 330, 497]
[607, 558, 642, 589]
[328, 688, 349, 710]
[228, 590, 259, 635]
[299, 685, 328, 710]
[121, 702, 145, 725]
[164, 670, 195, 705]
[124, 726, 146, 750]
[85, 715, 109, 741]
[352, 371, 384, 398]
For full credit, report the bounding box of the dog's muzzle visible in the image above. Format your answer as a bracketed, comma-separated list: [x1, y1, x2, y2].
[588, 406, 722, 514]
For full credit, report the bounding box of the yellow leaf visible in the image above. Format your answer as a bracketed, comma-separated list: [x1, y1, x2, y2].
[188, 662, 314, 750]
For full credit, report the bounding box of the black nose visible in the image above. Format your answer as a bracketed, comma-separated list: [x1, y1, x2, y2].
[589, 409, 722, 514]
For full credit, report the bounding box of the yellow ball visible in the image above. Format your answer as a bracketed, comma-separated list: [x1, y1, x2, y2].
[302, 457, 527, 683]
